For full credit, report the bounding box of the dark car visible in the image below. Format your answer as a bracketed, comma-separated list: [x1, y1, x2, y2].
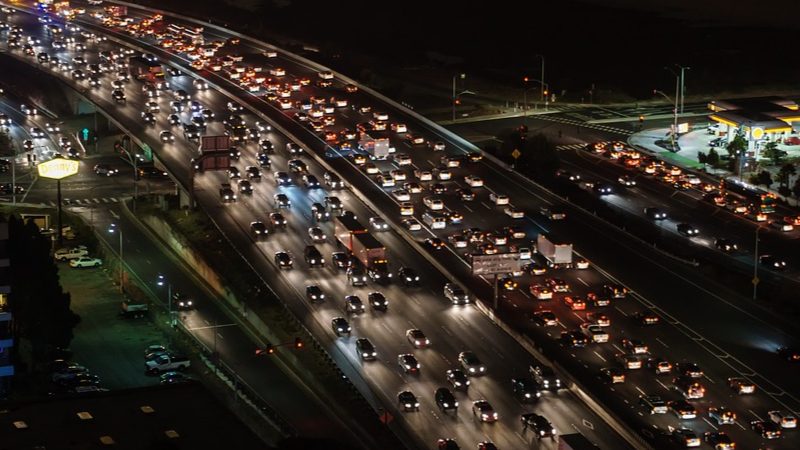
[331, 252, 350, 270]
[305, 285, 325, 302]
[398, 391, 419, 412]
[274, 251, 293, 269]
[137, 166, 169, 179]
[704, 431, 734, 449]
[677, 223, 699, 237]
[446, 369, 470, 391]
[171, 292, 194, 310]
[0, 183, 25, 195]
[250, 221, 268, 238]
[355, 338, 376, 361]
[434, 387, 458, 412]
[778, 346, 800, 363]
[751, 420, 781, 439]
[759, 254, 787, 271]
[511, 377, 541, 402]
[331, 317, 350, 336]
[644, 207, 667, 220]
[715, 238, 738, 253]
[368, 292, 388, 311]
[521, 413, 555, 439]
[398, 266, 420, 286]
[560, 330, 588, 348]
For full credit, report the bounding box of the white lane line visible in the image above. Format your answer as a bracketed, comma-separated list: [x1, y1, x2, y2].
[481, 202, 492, 210]
[656, 379, 669, 391]
[463, 203, 473, 212]
[703, 374, 715, 384]
[577, 277, 589, 287]
[634, 386, 646, 396]
[702, 417, 718, 430]
[593, 351, 606, 362]
[748, 409, 764, 421]
[186, 323, 237, 331]
[655, 337, 670, 348]
[614, 306, 628, 316]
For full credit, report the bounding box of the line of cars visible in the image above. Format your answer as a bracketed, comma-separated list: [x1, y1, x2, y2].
[54, 245, 103, 268]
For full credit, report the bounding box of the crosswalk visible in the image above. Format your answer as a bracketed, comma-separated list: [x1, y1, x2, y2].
[538, 113, 634, 136]
[44, 197, 121, 206]
[556, 143, 591, 151]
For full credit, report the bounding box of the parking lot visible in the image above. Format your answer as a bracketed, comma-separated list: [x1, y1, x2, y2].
[58, 263, 164, 390]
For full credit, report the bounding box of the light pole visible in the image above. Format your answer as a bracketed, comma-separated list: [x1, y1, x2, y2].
[117, 138, 139, 212]
[452, 73, 465, 122]
[653, 89, 678, 151]
[676, 65, 690, 114]
[534, 54, 545, 106]
[157, 274, 176, 327]
[753, 225, 765, 300]
[108, 223, 123, 293]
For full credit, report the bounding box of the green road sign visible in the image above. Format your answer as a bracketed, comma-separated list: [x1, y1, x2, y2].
[142, 143, 153, 162]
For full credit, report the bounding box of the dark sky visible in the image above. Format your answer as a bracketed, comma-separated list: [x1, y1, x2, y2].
[260, 0, 800, 98]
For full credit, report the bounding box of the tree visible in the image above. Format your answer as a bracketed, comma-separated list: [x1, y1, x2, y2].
[726, 135, 747, 173]
[697, 151, 707, 168]
[776, 163, 796, 189]
[762, 141, 785, 166]
[755, 170, 773, 188]
[7, 215, 80, 370]
[706, 147, 720, 167]
[793, 177, 800, 198]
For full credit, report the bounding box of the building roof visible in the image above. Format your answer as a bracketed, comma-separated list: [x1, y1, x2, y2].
[707, 96, 798, 131]
[0, 382, 268, 449]
[709, 110, 790, 132]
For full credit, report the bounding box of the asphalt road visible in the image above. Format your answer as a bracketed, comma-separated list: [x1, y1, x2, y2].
[3, 2, 799, 449]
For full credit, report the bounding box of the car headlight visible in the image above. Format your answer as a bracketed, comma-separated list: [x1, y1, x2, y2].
[371, 352, 376, 356]
[414, 340, 420, 345]
[404, 403, 412, 408]
[480, 367, 485, 372]
[442, 402, 449, 408]
[469, 367, 476, 372]
[540, 430, 545, 435]
[362, 352, 369, 357]
[524, 393, 531, 398]
[454, 381, 461, 386]
[337, 327, 343, 332]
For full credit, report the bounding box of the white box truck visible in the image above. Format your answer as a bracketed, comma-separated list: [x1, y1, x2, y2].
[536, 234, 573, 268]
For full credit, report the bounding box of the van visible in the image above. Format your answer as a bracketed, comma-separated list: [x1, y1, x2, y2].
[422, 212, 447, 229]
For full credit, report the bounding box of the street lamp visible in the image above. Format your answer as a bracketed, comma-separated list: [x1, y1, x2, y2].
[653, 89, 678, 151]
[452, 73, 465, 122]
[116, 137, 139, 212]
[534, 54, 546, 106]
[108, 223, 123, 293]
[753, 224, 766, 300]
[157, 274, 176, 327]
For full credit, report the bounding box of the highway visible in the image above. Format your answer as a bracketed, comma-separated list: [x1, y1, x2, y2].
[3, 2, 799, 449]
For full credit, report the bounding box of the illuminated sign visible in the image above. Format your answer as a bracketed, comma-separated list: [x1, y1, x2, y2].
[37, 157, 79, 180]
[751, 127, 765, 140]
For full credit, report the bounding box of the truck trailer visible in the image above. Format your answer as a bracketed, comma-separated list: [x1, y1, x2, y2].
[536, 234, 573, 268]
[358, 133, 390, 160]
[334, 215, 391, 283]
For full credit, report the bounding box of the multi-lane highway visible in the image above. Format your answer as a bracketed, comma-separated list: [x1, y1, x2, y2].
[3, 1, 799, 449]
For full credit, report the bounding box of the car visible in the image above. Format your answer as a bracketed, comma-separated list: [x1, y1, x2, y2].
[529, 284, 553, 300]
[778, 346, 800, 363]
[425, 237, 446, 250]
[397, 267, 420, 286]
[93, 164, 119, 176]
[751, 420, 782, 439]
[768, 410, 797, 429]
[355, 338, 377, 361]
[527, 261, 547, 275]
[562, 296, 586, 310]
[237, 180, 253, 195]
[365, 292, 388, 311]
[269, 212, 287, 229]
[489, 193, 510, 205]
[546, 278, 570, 292]
[617, 353, 644, 370]
[274, 251, 293, 269]
[639, 394, 668, 414]
[476, 443, 496, 450]
[456, 188, 476, 202]
[644, 207, 667, 220]
[672, 428, 701, 448]
[618, 175, 637, 187]
[406, 329, 430, 348]
[703, 432, 734, 450]
[580, 323, 609, 343]
[674, 376, 706, 399]
[708, 407, 736, 425]
[669, 399, 698, 420]
[446, 369, 470, 390]
[600, 367, 625, 384]
[398, 391, 420, 412]
[301, 174, 320, 188]
[531, 310, 558, 327]
[434, 387, 458, 411]
[714, 238, 738, 252]
[443, 283, 469, 305]
[159, 371, 190, 385]
[398, 354, 420, 374]
[171, 292, 194, 310]
[587, 293, 611, 308]
[633, 311, 660, 326]
[675, 362, 703, 378]
[305, 285, 325, 303]
[69, 257, 102, 268]
[54, 246, 89, 261]
[677, 223, 699, 237]
[464, 175, 484, 187]
[560, 330, 588, 348]
[369, 217, 389, 232]
[621, 338, 648, 354]
[458, 351, 485, 375]
[140, 111, 156, 124]
[304, 246, 325, 268]
[540, 206, 566, 220]
[727, 377, 755, 394]
[759, 254, 788, 271]
[646, 356, 673, 375]
[771, 219, 794, 232]
[521, 413, 555, 439]
[511, 377, 542, 402]
[472, 400, 498, 422]
[331, 252, 350, 270]
[245, 166, 262, 180]
[331, 317, 351, 336]
[274, 171, 292, 186]
[274, 193, 291, 209]
[593, 183, 613, 195]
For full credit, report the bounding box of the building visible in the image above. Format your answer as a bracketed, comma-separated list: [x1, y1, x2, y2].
[0, 219, 13, 395]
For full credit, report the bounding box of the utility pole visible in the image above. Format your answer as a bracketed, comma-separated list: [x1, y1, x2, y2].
[677, 65, 690, 114]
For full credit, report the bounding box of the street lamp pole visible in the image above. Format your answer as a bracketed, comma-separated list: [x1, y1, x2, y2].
[653, 89, 678, 151]
[753, 225, 763, 300]
[452, 73, 465, 122]
[109, 223, 123, 293]
[677, 65, 690, 114]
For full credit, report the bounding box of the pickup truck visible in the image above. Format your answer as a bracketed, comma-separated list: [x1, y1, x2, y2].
[54, 246, 89, 261]
[145, 354, 190, 374]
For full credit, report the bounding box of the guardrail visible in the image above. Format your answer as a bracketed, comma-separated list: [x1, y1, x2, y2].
[72, 4, 651, 448]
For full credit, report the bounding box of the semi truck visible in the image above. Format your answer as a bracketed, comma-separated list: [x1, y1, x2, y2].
[131, 58, 165, 84]
[558, 433, 601, 450]
[358, 133, 390, 160]
[536, 234, 573, 268]
[334, 215, 391, 283]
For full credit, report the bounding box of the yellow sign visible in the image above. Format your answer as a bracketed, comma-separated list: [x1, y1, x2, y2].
[751, 127, 765, 140]
[37, 157, 79, 180]
[511, 149, 521, 160]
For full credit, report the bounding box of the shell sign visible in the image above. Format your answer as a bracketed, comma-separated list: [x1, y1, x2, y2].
[37, 158, 80, 180]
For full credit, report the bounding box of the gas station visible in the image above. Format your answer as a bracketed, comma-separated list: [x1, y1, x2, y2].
[707, 96, 799, 159]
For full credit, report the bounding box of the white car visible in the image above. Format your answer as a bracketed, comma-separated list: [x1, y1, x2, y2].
[69, 256, 103, 268]
[394, 153, 412, 166]
[399, 202, 414, 216]
[54, 246, 89, 261]
[392, 123, 408, 133]
[392, 189, 411, 202]
[413, 169, 432, 181]
[504, 207, 524, 219]
[318, 70, 334, 80]
[423, 196, 444, 210]
[489, 193, 510, 205]
[768, 410, 798, 429]
[402, 218, 422, 231]
[465, 175, 484, 187]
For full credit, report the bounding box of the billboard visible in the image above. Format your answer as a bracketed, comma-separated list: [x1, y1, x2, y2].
[470, 253, 520, 276]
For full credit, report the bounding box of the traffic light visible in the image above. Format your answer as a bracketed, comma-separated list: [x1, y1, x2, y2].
[454, 98, 461, 105]
[543, 89, 549, 96]
[255, 344, 275, 356]
[523, 76, 529, 83]
[294, 337, 304, 349]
